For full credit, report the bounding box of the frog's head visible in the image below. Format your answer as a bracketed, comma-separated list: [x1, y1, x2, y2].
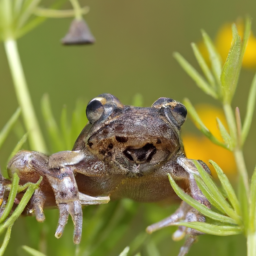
[78, 94, 187, 176]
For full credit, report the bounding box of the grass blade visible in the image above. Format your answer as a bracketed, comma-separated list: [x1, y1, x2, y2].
[119, 247, 130, 256]
[191, 43, 215, 88]
[171, 222, 242, 236]
[132, 93, 143, 107]
[168, 174, 236, 224]
[242, 74, 256, 144]
[22, 245, 46, 256]
[41, 94, 64, 152]
[60, 106, 71, 150]
[0, 177, 42, 235]
[220, 24, 241, 103]
[193, 160, 241, 224]
[249, 167, 256, 232]
[0, 226, 12, 256]
[0, 108, 21, 149]
[201, 30, 222, 86]
[7, 133, 28, 164]
[210, 160, 241, 215]
[174, 52, 217, 98]
[183, 99, 228, 149]
[0, 173, 19, 223]
[216, 118, 235, 150]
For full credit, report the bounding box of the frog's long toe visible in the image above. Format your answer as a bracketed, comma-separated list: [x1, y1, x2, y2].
[55, 200, 83, 244]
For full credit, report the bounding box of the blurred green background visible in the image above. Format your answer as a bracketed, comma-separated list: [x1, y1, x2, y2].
[0, 0, 255, 255]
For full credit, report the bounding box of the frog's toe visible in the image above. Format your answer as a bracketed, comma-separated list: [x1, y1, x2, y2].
[55, 200, 83, 244]
[27, 189, 46, 222]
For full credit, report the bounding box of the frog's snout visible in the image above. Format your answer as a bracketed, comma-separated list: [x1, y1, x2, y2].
[123, 143, 156, 164]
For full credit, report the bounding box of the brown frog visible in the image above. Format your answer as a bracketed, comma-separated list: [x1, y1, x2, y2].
[5, 94, 210, 255]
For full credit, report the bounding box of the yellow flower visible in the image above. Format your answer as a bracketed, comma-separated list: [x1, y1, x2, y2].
[198, 21, 256, 68]
[182, 104, 236, 177]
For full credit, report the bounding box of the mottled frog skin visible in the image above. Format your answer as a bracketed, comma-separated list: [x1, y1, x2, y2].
[4, 94, 210, 255]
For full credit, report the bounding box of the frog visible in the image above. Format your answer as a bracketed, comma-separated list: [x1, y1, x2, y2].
[4, 93, 211, 255]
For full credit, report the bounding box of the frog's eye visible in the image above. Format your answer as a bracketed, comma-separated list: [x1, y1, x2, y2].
[86, 98, 105, 124]
[97, 93, 123, 108]
[152, 97, 187, 127]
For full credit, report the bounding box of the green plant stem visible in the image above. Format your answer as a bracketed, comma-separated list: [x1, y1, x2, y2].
[4, 39, 47, 153]
[223, 103, 249, 194]
[223, 103, 237, 142]
[247, 232, 256, 256]
[234, 149, 249, 196]
[70, 0, 83, 20]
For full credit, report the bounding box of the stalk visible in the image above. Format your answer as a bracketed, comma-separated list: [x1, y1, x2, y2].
[247, 232, 256, 256]
[70, 0, 83, 20]
[223, 103, 249, 194]
[4, 39, 47, 153]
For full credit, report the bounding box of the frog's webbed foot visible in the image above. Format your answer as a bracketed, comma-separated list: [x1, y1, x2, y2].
[7, 150, 110, 244]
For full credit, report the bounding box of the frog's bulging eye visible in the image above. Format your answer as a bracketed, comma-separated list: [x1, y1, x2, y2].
[151, 97, 174, 109]
[86, 98, 105, 124]
[171, 103, 187, 127]
[152, 97, 187, 127]
[97, 93, 123, 108]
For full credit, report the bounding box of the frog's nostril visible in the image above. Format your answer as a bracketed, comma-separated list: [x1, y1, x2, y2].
[123, 144, 156, 163]
[116, 136, 128, 143]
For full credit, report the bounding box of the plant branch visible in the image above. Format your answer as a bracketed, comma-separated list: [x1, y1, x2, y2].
[4, 39, 47, 153]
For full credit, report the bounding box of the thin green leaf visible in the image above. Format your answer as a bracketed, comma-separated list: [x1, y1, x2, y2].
[249, 167, 256, 232]
[41, 94, 64, 152]
[168, 174, 236, 224]
[60, 105, 71, 150]
[242, 74, 256, 144]
[238, 177, 249, 231]
[191, 43, 215, 88]
[171, 222, 242, 236]
[132, 93, 143, 107]
[216, 118, 235, 150]
[193, 160, 242, 224]
[0, 173, 19, 223]
[0, 108, 21, 149]
[0, 226, 12, 256]
[240, 17, 252, 65]
[7, 133, 28, 164]
[220, 24, 241, 103]
[210, 160, 241, 215]
[119, 247, 130, 256]
[174, 52, 218, 98]
[201, 30, 222, 86]
[194, 175, 227, 214]
[183, 98, 228, 149]
[16, 0, 41, 30]
[22, 246, 46, 256]
[0, 177, 42, 235]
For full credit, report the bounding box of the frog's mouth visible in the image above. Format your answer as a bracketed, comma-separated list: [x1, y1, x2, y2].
[123, 144, 157, 164]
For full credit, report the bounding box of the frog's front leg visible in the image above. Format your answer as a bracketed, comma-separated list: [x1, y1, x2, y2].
[147, 156, 211, 255]
[7, 150, 109, 244]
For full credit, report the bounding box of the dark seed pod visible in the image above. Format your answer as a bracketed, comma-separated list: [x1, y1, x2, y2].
[61, 19, 95, 45]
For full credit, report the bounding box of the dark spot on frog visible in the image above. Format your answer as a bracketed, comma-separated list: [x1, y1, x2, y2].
[156, 138, 161, 144]
[108, 143, 113, 149]
[107, 152, 112, 157]
[116, 136, 128, 143]
[115, 124, 124, 132]
[100, 150, 106, 155]
[60, 192, 67, 198]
